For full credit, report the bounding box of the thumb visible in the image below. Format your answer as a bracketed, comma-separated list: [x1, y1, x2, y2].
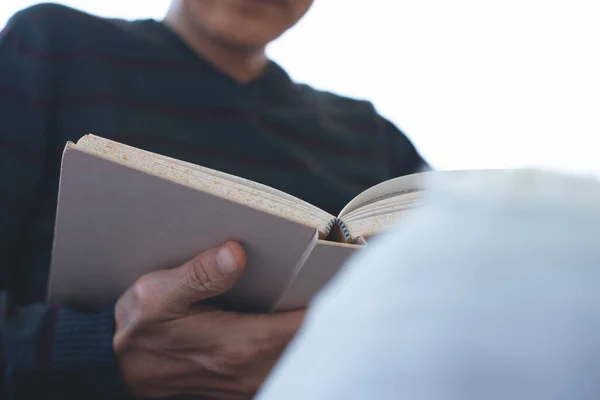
[167, 241, 246, 307]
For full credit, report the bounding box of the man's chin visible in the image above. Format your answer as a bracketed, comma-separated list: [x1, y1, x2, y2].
[211, 24, 286, 50]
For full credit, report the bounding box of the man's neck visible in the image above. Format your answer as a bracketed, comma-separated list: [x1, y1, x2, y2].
[163, 13, 269, 83]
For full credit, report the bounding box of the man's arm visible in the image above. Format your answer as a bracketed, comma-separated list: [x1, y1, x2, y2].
[0, 10, 125, 398]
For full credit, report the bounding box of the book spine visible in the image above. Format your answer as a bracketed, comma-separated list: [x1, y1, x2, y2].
[325, 218, 352, 243]
[269, 229, 320, 312]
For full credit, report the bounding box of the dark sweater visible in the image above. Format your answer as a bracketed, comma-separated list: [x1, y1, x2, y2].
[0, 3, 428, 398]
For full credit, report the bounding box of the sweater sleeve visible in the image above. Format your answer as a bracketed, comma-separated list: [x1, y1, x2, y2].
[0, 8, 127, 399]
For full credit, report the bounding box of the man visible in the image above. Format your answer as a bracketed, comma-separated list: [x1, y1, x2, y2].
[0, 0, 427, 398]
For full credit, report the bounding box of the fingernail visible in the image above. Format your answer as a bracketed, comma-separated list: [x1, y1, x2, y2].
[216, 245, 239, 275]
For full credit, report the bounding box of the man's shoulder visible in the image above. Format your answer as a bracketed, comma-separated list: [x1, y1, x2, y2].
[3, 3, 164, 55]
[8, 3, 100, 22]
[6, 3, 112, 39]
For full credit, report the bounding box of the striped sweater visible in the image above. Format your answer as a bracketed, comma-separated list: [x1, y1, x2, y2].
[0, 3, 427, 398]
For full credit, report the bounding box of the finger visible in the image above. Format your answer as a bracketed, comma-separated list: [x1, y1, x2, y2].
[258, 310, 307, 357]
[167, 241, 247, 306]
[253, 309, 307, 338]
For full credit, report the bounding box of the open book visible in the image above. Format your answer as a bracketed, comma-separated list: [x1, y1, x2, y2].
[49, 135, 441, 313]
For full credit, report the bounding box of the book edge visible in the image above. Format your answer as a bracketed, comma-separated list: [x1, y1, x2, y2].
[65, 142, 329, 236]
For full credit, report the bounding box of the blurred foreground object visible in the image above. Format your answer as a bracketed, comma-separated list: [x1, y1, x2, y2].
[257, 169, 600, 400]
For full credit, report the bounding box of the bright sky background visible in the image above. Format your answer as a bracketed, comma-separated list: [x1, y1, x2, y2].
[2, 1, 599, 174]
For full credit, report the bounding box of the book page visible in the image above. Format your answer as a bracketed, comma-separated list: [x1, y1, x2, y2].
[78, 135, 323, 211]
[337, 172, 430, 218]
[338, 170, 493, 218]
[76, 135, 335, 236]
[339, 170, 493, 239]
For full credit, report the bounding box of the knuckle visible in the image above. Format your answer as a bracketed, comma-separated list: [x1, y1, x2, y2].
[129, 275, 159, 315]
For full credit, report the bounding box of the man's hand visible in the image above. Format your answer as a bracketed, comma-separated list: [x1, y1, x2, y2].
[113, 242, 305, 399]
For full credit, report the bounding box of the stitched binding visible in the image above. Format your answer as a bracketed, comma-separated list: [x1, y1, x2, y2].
[324, 218, 352, 243]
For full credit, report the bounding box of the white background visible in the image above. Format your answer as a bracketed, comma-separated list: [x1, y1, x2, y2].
[2, 1, 599, 174]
